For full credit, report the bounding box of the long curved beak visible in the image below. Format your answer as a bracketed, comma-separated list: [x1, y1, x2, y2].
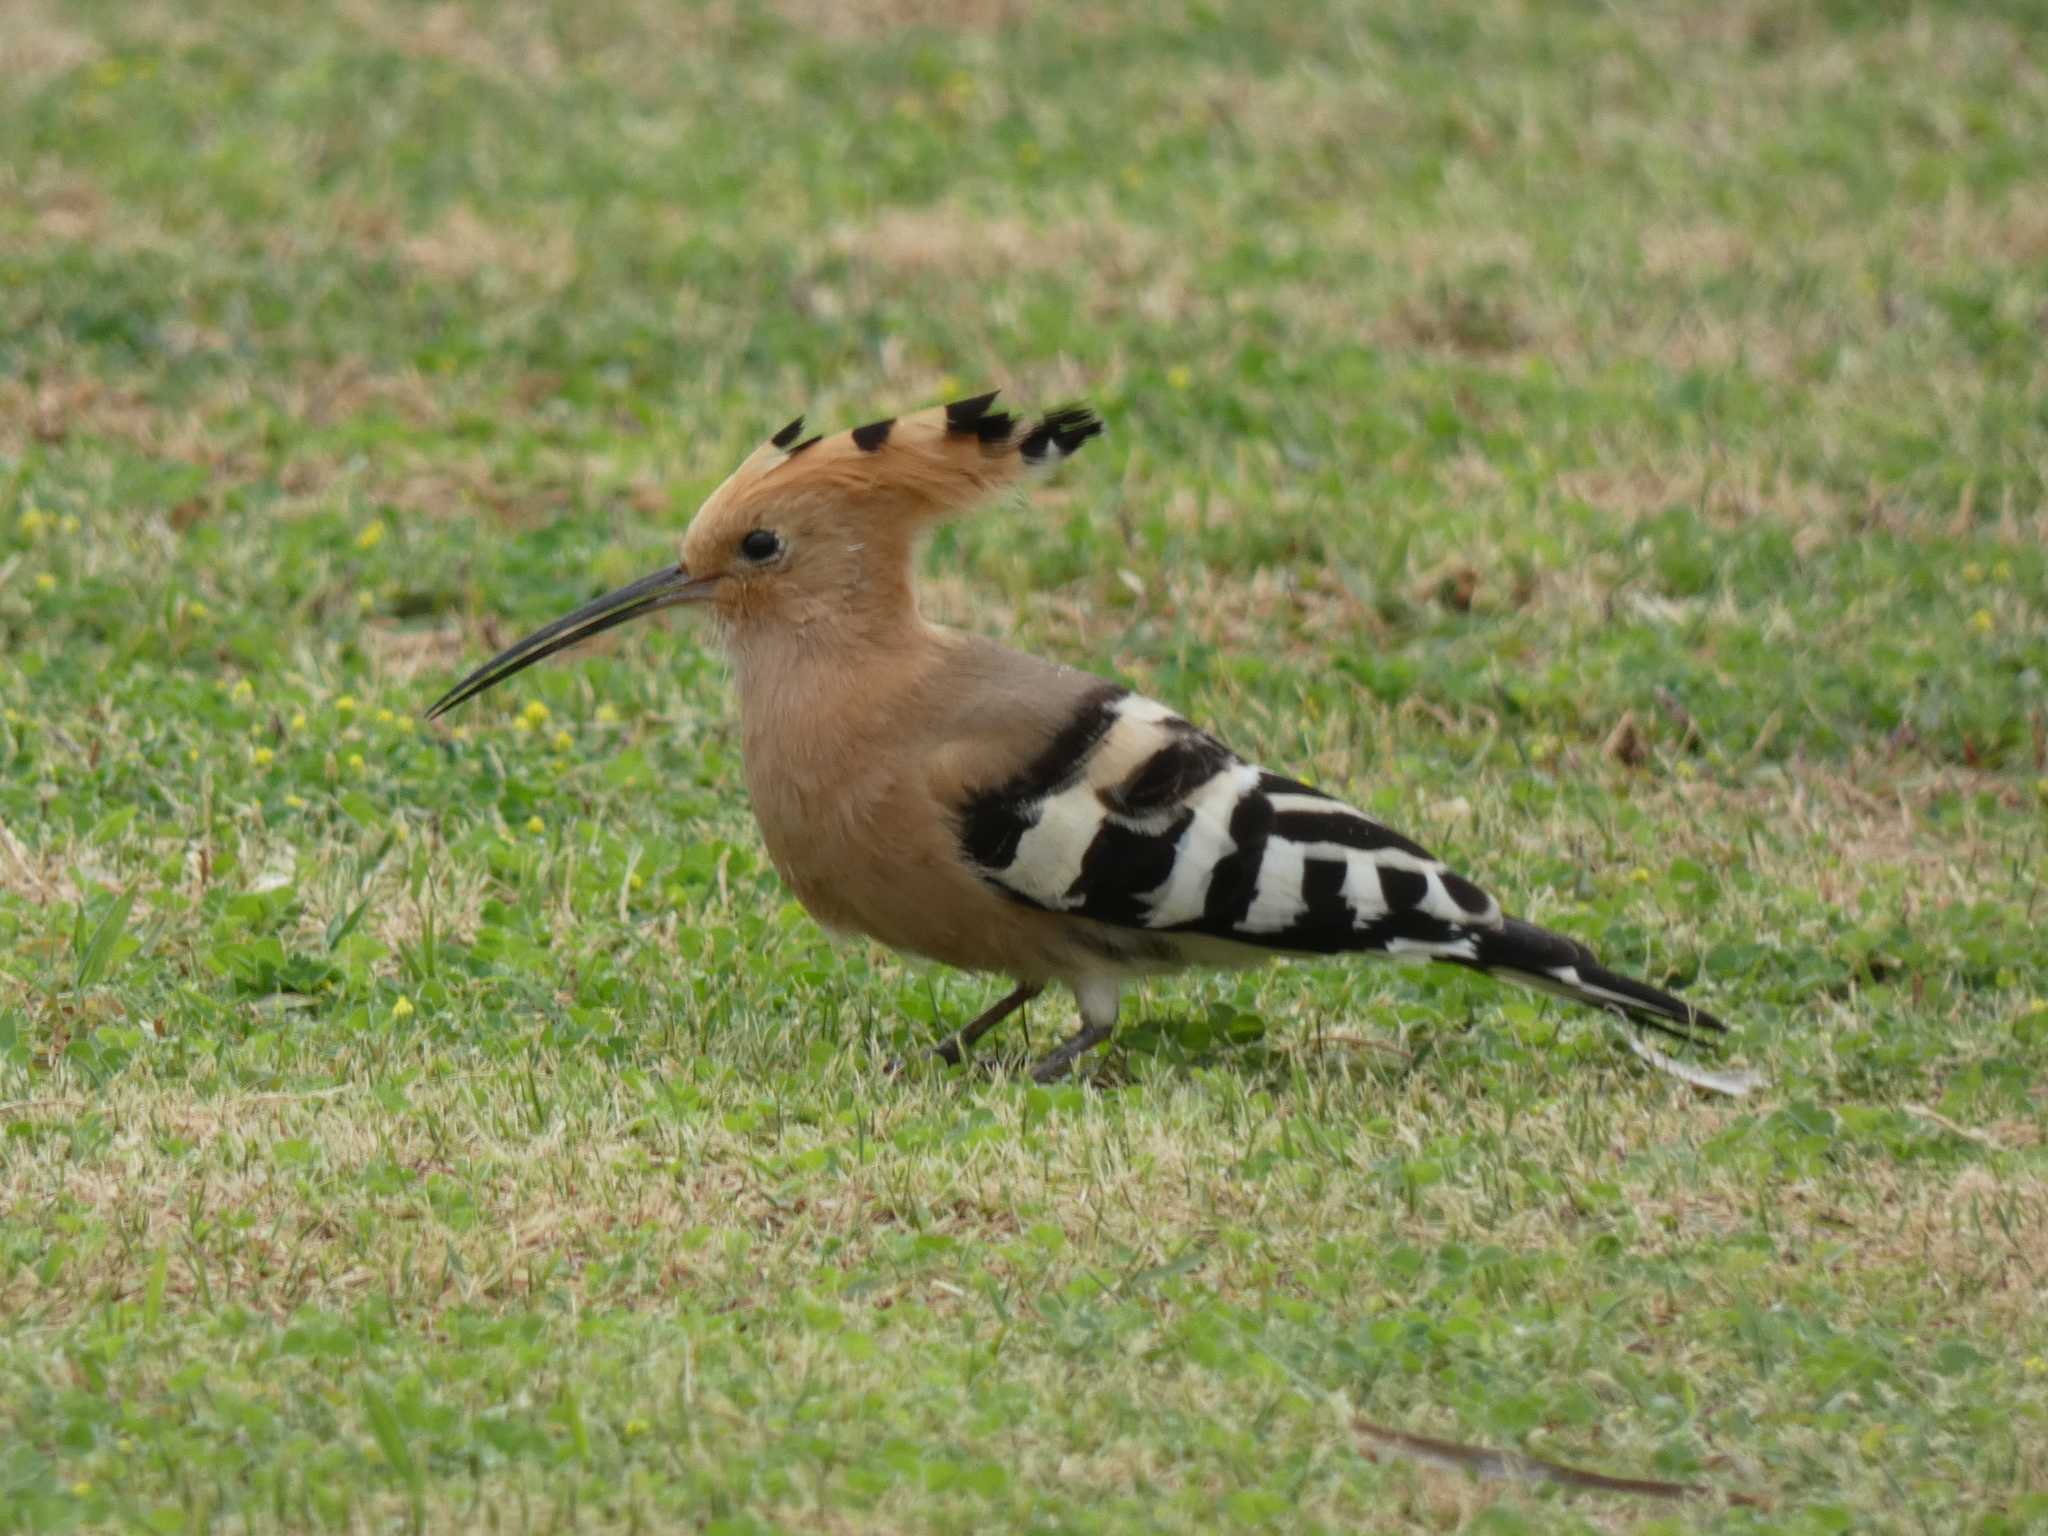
[425, 564, 715, 720]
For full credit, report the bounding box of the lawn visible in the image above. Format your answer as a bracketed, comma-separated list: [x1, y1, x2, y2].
[3, 0, 2046, 1530]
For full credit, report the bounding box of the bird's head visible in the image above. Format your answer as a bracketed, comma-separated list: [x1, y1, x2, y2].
[425, 392, 1102, 719]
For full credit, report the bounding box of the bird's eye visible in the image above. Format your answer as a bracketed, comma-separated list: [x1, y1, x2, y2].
[739, 529, 782, 563]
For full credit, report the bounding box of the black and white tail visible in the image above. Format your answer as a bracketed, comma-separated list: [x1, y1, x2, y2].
[1448, 917, 1723, 1046]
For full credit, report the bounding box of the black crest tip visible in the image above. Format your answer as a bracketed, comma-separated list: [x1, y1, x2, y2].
[1019, 403, 1104, 463]
[850, 418, 895, 452]
[944, 390, 1002, 431]
[770, 415, 806, 450]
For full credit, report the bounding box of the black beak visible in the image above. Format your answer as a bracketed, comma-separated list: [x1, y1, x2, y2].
[425, 564, 715, 720]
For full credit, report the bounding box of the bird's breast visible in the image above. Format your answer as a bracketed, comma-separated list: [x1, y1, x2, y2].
[726, 632, 1141, 981]
[735, 720, 1088, 980]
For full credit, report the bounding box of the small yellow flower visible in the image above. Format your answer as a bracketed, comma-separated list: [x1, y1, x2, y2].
[2025, 1355, 2046, 1375]
[230, 678, 254, 703]
[594, 703, 619, 726]
[375, 708, 395, 724]
[70, 1481, 91, 1498]
[526, 815, 545, 834]
[1962, 562, 1984, 584]
[2, 707, 21, 724]
[355, 521, 387, 552]
[1166, 365, 1192, 391]
[357, 590, 376, 612]
[17, 508, 47, 536]
[252, 746, 274, 767]
[1971, 608, 1994, 633]
[629, 872, 645, 890]
[33, 572, 55, 592]
[189, 600, 210, 620]
[347, 752, 366, 775]
[1992, 560, 2012, 582]
[511, 716, 533, 734]
[391, 995, 414, 1020]
[623, 1417, 649, 1439]
[1631, 866, 1652, 884]
[396, 716, 415, 735]
[522, 699, 550, 725]
[290, 711, 307, 731]
[335, 694, 357, 713]
[552, 729, 573, 751]
[187, 747, 199, 762]
[285, 793, 307, 809]
[59, 514, 79, 534]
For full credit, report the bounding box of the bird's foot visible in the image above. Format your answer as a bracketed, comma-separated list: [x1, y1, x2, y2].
[882, 1047, 944, 1078]
[1028, 1021, 1113, 1084]
[886, 982, 1043, 1077]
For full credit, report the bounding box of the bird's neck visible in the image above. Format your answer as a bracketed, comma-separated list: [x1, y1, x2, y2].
[727, 603, 946, 768]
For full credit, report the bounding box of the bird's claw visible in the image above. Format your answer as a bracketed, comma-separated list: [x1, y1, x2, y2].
[1027, 1021, 1113, 1084]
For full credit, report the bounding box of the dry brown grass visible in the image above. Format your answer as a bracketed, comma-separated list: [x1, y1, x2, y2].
[14, 1049, 2037, 1395]
[770, 0, 1133, 41]
[396, 205, 580, 290]
[337, 0, 566, 83]
[833, 204, 1163, 280]
[0, 815, 96, 906]
[0, 373, 179, 455]
[0, 2, 99, 92]
[822, 201, 1199, 333]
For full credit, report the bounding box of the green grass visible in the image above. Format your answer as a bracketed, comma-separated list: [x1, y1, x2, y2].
[3, 0, 2046, 1530]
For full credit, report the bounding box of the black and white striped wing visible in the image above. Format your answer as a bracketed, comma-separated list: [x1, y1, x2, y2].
[957, 685, 1725, 1044]
[959, 687, 1502, 960]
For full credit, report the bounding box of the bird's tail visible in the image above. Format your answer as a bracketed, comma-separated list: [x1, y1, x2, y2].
[1444, 917, 1725, 1047]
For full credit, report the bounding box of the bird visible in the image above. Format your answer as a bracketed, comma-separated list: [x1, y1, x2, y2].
[427, 391, 1725, 1083]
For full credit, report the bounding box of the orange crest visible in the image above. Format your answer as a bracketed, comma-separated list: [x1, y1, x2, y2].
[697, 391, 1100, 538]
[679, 392, 1104, 635]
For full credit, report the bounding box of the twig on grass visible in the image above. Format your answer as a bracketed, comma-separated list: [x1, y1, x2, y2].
[1352, 1417, 1771, 1509]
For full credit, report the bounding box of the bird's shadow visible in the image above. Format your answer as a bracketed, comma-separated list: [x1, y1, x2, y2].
[897, 1007, 1441, 1090]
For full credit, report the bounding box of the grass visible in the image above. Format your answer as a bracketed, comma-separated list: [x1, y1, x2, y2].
[2, 0, 2046, 1529]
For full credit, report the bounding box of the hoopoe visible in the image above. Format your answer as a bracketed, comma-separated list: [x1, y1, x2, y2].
[429, 393, 1725, 1083]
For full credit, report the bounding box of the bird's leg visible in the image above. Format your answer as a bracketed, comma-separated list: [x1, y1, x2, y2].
[1028, 1020, 1113, 1083]
[1027, 977, 1121, 1083]
[930, 981, 1042, 1066]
